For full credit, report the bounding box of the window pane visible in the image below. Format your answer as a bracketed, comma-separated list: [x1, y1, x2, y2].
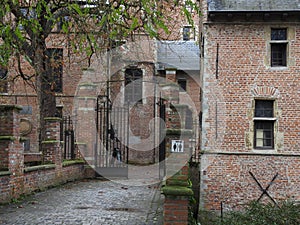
[255, 100, 273, 117]
[183, 27, 191, 41]
[271, 28, 287, 40]
[255, 121, 274, 148]
[178, 79, 187, 91]
[0, 67, 8, 93]
[271, 43, 287, 67]
[125, 69, 142, 103]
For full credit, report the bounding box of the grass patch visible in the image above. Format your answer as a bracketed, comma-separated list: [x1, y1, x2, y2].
[199, 201, 300, 225]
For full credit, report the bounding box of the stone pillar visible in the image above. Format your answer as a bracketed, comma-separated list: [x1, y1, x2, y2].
[0, 105, 24, 199]
[42, 117, 62, 165]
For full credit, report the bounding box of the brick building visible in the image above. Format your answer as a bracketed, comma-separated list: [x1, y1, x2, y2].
[0, 1, 201, 168]
[199, 0, 300, 211]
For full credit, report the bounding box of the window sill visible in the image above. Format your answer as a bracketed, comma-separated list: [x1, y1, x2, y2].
[253, 117, 276, 121]
[252, 149, 276, 154]
[269, 66, 288, 71]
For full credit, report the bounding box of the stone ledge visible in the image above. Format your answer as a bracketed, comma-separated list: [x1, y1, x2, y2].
[44, 117, 62, 122]
[42, 140, 61, 144]
[166, 179, 190, 187]
[0, 105, 22, 111]
[166, 129, 193, 136]
[0, 136, 16, 141]
[62, 159, 85, 167]
[24, 164, 56, 173]
[162, 186, 193, 197]
[0, 170, 11, 177]
[201, 151, 300, 157]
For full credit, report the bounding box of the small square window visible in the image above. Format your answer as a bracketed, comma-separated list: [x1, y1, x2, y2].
[183, 26, 194, 41]
[271, 28, 287, 40]
[178, 79, 187, 92]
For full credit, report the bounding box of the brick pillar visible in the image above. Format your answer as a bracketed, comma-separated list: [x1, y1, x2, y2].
[0, 105, 24, 199]
[161, 69, 179, 104]
[165, 69, 177, 83]
[42, 117, 62, 165]
[160, 75, 194, 224]
[75, 83, 97, 166]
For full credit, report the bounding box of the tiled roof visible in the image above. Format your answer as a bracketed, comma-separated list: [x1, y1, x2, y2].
[208, 0, 300, 11]
[157, 41, 200, 71]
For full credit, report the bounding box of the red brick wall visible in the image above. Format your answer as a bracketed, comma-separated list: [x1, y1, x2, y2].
[200, 3, 300, 210]
[201, 154, 300, 211]
[23, 164, 86, 195]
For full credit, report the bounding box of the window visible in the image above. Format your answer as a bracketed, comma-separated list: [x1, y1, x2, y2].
[270, 28, 287, 67]
[20, 106, 32, 115]
[0, 67, 8, 93]
[46, 48, 63, 93]
[254, 100, 275, 149]
[183, 26, 195, 41]
[177, 79, 187, 92]
[125, 68, 142, 103]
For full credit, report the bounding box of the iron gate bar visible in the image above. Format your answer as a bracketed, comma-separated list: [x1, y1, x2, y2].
[95, 95, 129, 177]
[159, 98, 166, 180]
[249, 171, 278, 205]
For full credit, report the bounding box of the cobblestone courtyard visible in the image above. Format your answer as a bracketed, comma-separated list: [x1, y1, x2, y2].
[0, 168, 164, 225]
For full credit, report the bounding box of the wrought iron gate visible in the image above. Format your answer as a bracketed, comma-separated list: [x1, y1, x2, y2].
[62, 116, 75, 159]
[159, 98, 166, 180]
[95, 95, 129, 177]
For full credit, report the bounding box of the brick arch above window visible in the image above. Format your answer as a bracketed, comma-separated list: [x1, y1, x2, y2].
[251, 86, 280, 99]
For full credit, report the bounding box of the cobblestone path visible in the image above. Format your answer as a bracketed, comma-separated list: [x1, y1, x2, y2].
[0, 177, 164, 225]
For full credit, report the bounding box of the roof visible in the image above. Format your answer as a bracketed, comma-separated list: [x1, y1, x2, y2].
[157, 41, 200, 71]
[208, 0, 300, 12]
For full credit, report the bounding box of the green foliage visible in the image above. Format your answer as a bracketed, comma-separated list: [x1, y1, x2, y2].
[199, 201, 300, 225]
[0, 0, 200, 68]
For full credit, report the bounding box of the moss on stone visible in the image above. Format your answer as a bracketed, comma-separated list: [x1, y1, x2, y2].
[166, 179, 190, 187]
[0, 105, 22, 111]
[24, 164, 56, 173]
[162, 185, 193, 196]
[41, 140, 61, 144]
[62, 159, 85, 167]
[166, 129, 193, 136]
[44, 117, 62, 121]
[0, 136, 16, 141]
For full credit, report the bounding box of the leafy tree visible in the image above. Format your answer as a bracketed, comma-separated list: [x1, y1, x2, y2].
[0, 0, 199, 149]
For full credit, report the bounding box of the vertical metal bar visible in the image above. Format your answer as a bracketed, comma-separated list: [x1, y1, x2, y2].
[216, 43, 219, 79]
[126, 103, 130, 166]
[105, 100, 109, 167]
[95, 97, 99, 168]
[215, 101, 218, 140]
[221, 201, 223, 223]
[159, 97, 166, 180]
[153, 78, 157, 163]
